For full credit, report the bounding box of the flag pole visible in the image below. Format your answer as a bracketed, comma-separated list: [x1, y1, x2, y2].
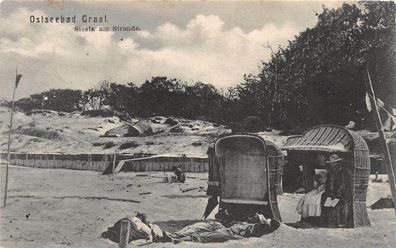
[2, 67, 20, 208]
[365, 69, 396, 214]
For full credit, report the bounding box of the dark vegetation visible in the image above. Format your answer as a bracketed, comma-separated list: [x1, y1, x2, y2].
[92, 141, 117, 149]
[2, 2, 394, 132]
[104, 142, 116, 149]
[119, 141, 140, 150]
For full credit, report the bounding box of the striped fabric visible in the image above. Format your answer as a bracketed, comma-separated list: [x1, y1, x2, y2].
[283, 126, 353, 152]
[282, 125, 371, 227]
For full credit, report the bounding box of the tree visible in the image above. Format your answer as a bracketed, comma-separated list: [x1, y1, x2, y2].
[140, 77, 187, 117]
[235, 1, 395, 130]
[360, 1, 396, 105]
[82, 80, 112, 110]
[184, 82, 224, 121]
[107, 82, 141, 115]
[26, 89, 83, 112]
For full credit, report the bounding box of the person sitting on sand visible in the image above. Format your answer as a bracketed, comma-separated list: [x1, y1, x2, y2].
[173, 166, 186, 183]
[102, 212, 280, 244]
[164, 166, 186, 183]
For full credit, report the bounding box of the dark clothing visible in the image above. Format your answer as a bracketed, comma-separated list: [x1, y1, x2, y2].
[327, 201, 349, 228]
[101, 218, 150, 243]
[103, 217, 280, 244]
[216, 202, 273, 224]
[300, 216, 321, 227]
[321, 166, 352, 227]
[167, 219, 280, 243]
[325, 166, 353, 203]
[174, 170, 185, 183]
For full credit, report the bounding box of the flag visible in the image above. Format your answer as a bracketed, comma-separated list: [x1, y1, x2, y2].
[392, 109, 396, 130]
[365, 92, 396, 131]
[383, 116, 392, 131]
[366, 93, 385, 112]
[383, 108, 396, 131]
[365, 92, 372, 112]
[15, 74, 22, 88]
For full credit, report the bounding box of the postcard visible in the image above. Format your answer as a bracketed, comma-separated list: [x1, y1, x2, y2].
[0, 1, 395, 247]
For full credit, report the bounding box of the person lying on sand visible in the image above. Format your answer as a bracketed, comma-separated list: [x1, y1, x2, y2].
[101, 212, 162, 243]
[102, 212, 280, 244]
[159, 213, 280, 243]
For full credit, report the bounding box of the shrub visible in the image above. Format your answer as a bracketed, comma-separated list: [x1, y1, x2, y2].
[104, 141, 116, 149]
[119, 141, 140, 149]
[192, 141, 203, 146]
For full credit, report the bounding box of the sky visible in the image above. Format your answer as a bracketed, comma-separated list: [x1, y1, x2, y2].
[0, 0, 345, 100]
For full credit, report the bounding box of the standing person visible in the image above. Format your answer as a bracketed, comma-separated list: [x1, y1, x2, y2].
[321, 154, 353, 228]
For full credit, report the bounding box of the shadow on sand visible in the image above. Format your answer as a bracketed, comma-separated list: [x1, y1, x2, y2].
[153, 219, 211, 233]
[162, 194, 207, 199]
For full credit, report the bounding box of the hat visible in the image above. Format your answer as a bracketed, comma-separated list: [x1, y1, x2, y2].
[135, 212, 148, 223]
[326, 154, 343, 163]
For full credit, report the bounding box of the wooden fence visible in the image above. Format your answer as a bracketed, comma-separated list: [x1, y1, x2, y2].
[0, 153, 149, 172]
[0, 152, 209, 173]
[115, 156, 209, 173]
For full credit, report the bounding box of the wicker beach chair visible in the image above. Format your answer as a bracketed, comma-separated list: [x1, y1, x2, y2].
[282, 125, 370, 227]
[204, 134, 282, 222]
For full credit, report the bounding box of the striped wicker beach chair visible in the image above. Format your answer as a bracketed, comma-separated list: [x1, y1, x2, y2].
[282, 124, 371, 227]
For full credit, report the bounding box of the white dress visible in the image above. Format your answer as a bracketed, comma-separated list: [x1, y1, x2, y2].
[296, 184, 325, 217]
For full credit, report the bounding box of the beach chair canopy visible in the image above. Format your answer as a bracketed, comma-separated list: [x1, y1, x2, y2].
[282, 125, 370, 227]
[282, 125, 367, 154]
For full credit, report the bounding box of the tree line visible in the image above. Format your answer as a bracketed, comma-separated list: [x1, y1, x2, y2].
[2, 1, 395, 131]
[5, 78, 229, 123]
[233, 1, 395, 131]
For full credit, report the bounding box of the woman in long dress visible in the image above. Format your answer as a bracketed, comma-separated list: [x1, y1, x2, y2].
[296, 170, 327, 226]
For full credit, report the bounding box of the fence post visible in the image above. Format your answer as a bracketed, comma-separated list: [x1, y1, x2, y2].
[119, 219, 130, 248]
[112, 151, 117, 173]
